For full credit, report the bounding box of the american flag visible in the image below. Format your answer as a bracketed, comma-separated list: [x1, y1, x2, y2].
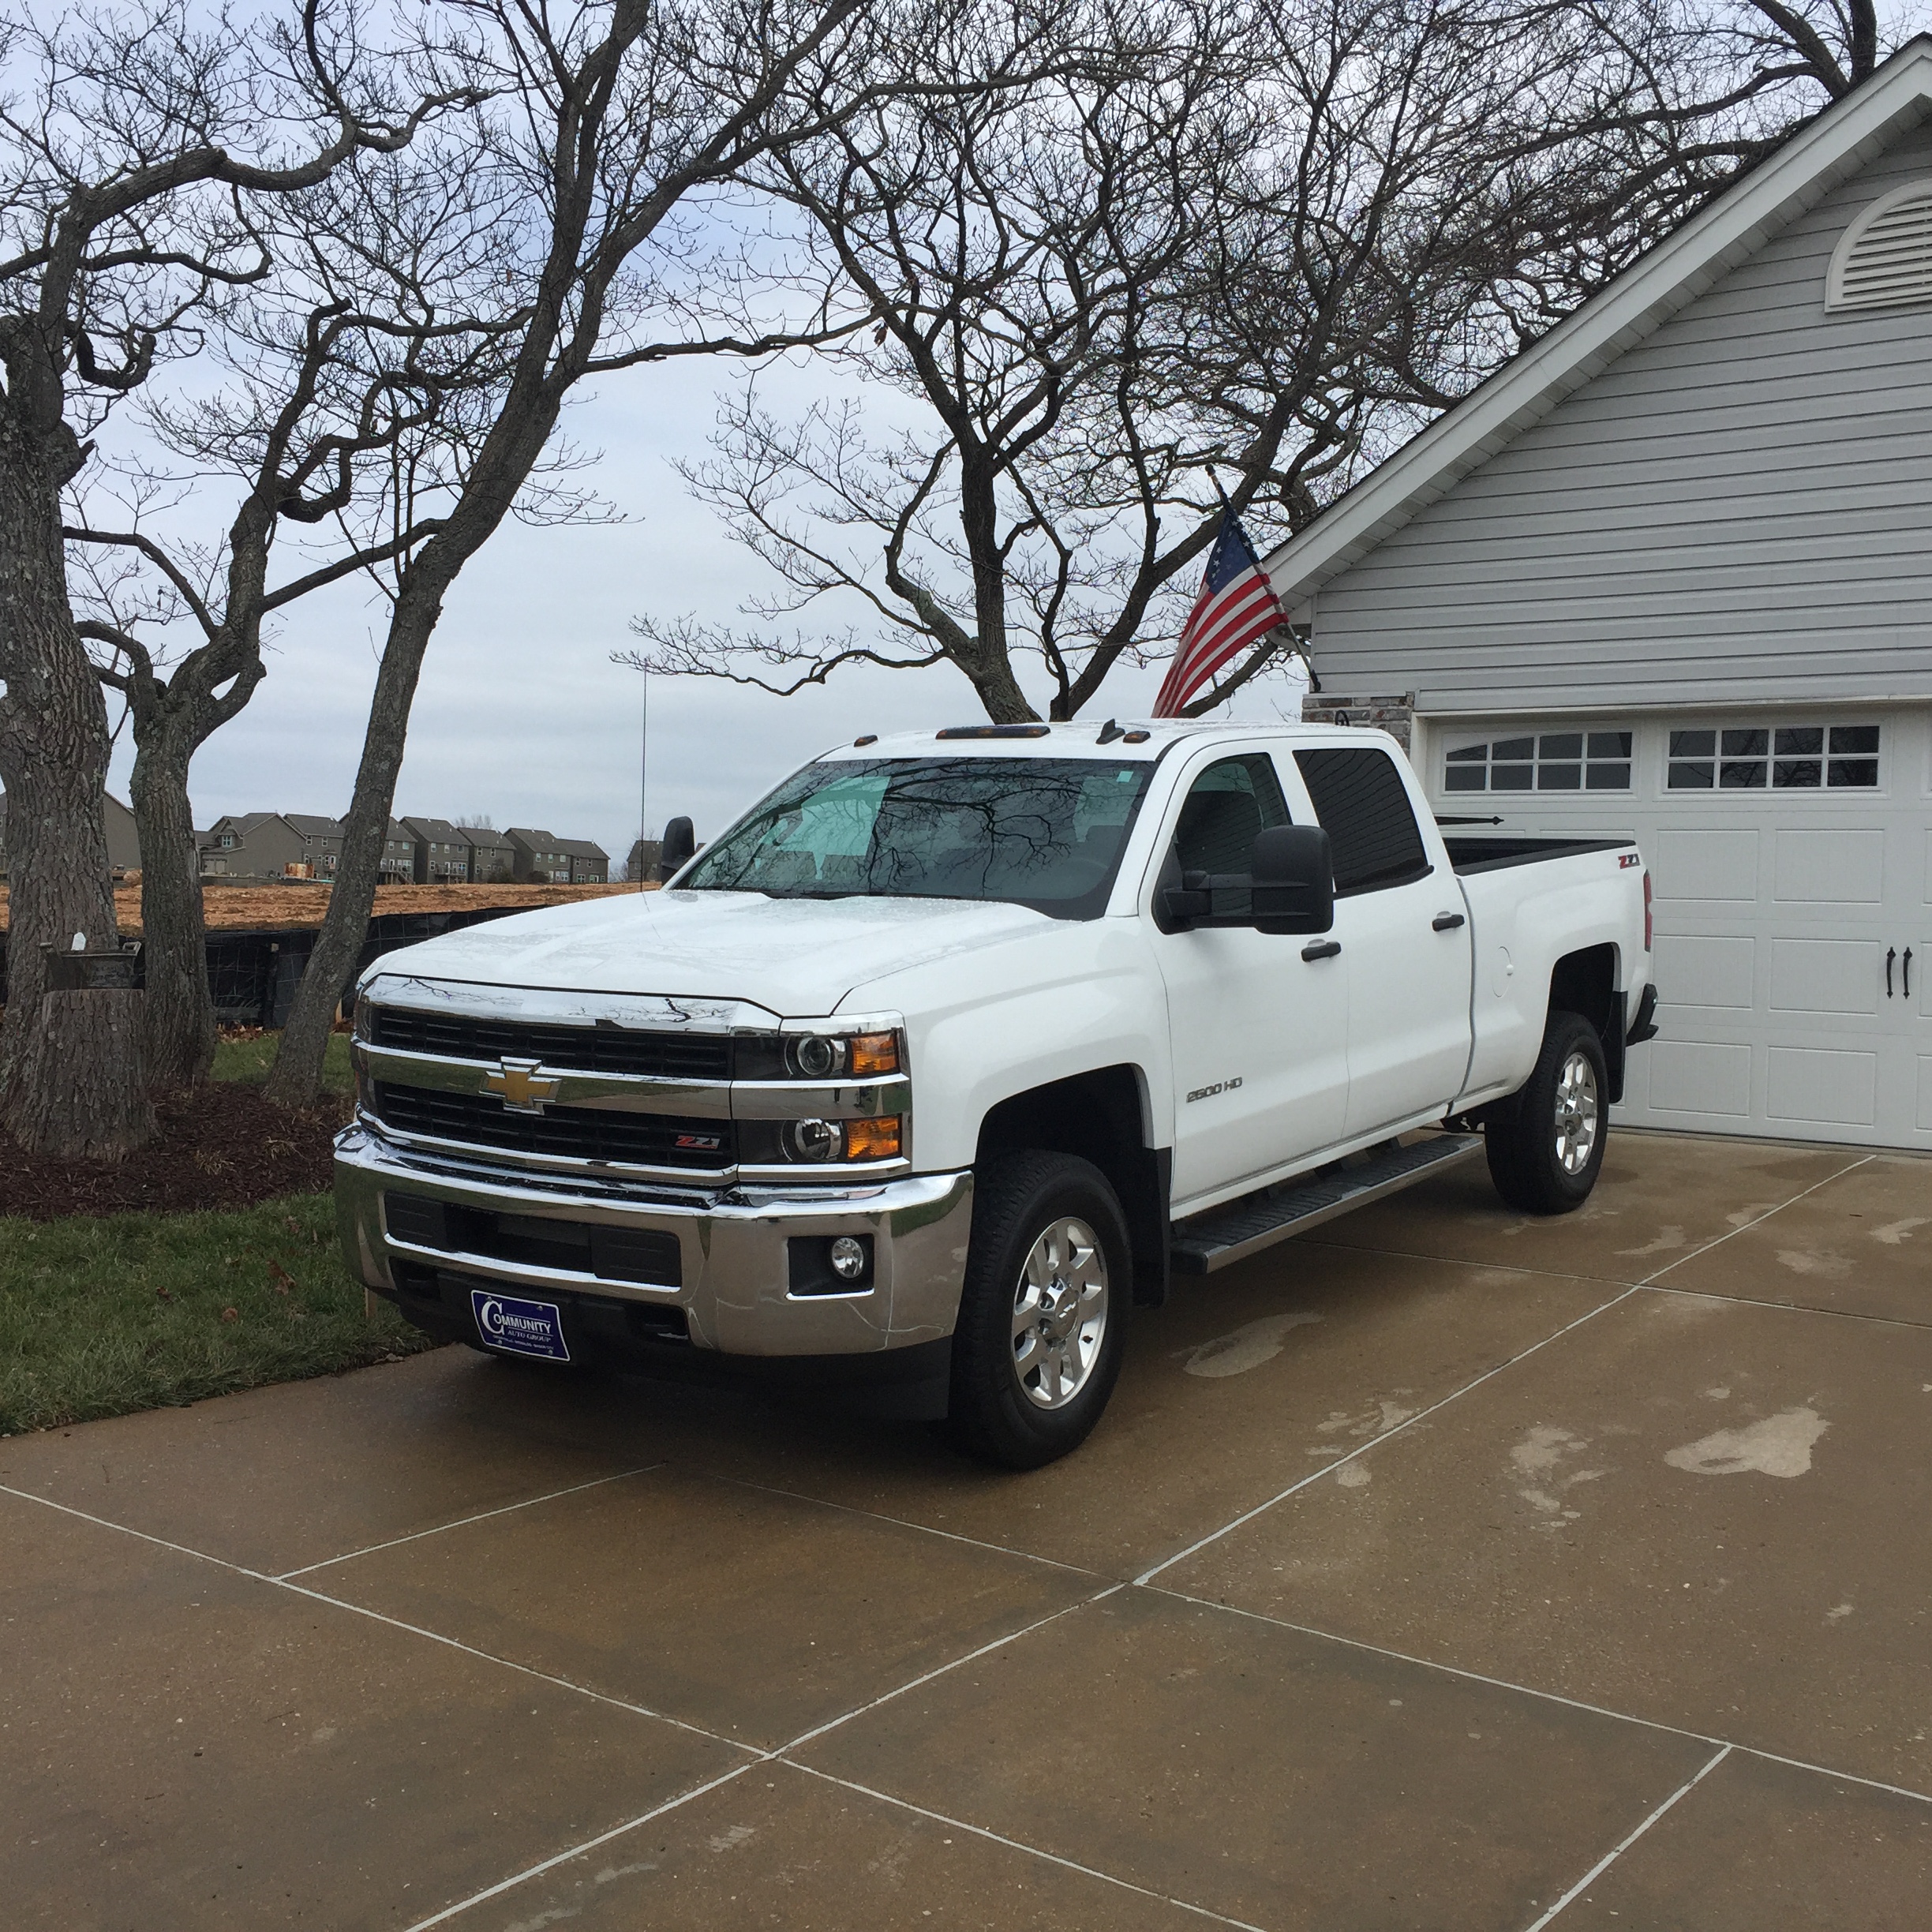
[1151, 513, 1286, 717]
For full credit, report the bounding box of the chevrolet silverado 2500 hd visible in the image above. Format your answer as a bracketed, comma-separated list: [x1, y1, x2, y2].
[336, 720, 1657, 1466]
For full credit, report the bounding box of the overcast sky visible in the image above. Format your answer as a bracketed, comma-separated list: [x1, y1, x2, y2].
[98, 352, 1312, 867]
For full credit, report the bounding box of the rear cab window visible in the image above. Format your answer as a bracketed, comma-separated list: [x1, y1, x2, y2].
[1292, 746, 1432, 895]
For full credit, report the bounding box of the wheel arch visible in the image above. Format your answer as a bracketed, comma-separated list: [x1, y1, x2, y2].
[1547, 943, 1627, 1104]
[974, 1064, 1170, 1307]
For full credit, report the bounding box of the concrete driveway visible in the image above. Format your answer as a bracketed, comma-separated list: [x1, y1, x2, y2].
[6, 1129, 1929, 1930]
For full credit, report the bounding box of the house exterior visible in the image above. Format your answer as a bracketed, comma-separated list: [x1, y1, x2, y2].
[402, 818, 473, 884]
[380, 819, 414, 884]
[284, 814, 344, 879]
[1260, 39, 1932, 1153]
[200, 811, 305, 881]
[506, 827, 573, 882]
[556, 836, 610, 885]
[461, 824, 516, 883]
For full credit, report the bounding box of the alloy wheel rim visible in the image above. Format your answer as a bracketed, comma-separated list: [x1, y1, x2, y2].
[1553, 1050, 1600, 1174]
[1010, 1215, 1109, 1410]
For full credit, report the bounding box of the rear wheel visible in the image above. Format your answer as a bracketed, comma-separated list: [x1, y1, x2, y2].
[1485, 1009, 1608, 1215]
[946, 1152, 1129, 1469]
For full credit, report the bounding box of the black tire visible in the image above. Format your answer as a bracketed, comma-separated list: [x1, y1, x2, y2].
[1485, 1009, 1609, 1215]
[945, 1151, 1130, 1470]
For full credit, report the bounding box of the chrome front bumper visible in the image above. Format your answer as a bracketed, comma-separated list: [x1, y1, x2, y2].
[334, 1123, 974, 1358]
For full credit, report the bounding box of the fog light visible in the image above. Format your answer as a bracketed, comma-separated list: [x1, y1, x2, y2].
[829, 1236, 867, 1281]
[783, 1118, 842, 1162]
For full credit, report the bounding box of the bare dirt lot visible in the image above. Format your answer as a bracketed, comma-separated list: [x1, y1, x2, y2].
[0, 878, 639, 934]
[3, 1128, 1928, 1930]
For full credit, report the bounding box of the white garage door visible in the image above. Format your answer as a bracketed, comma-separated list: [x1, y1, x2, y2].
[1424, 706, 1932, 1151]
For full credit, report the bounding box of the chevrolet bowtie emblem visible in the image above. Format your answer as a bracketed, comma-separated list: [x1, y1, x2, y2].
[484, 1058, 562, 1114]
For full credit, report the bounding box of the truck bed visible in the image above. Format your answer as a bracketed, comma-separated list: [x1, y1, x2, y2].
[1442, 833, 1635, 875]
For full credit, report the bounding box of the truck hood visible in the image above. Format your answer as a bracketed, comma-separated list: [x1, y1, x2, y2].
[363, 888, 1056, 1019]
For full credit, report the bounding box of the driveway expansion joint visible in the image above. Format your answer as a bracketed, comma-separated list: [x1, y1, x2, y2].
[1518, 1745, 1733, 1931]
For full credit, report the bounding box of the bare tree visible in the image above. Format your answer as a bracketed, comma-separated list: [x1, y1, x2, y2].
[622, 0, 1913, 724]
[0, 0, 455, 1154]
[260, 0, 936, 1107]
[69, 115, 525, 1091]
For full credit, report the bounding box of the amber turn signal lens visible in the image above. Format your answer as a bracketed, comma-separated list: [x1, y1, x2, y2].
[844, 1115, 902, 1160]
[848, 1032, 899, 1076]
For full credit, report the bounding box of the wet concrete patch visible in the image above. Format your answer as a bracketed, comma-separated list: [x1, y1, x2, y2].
[0, 1346, 676, 1576]
[1550, 1750, 1932, 1931]
[1164, 1290, 1932, 1791]
[1657, 1154, 1932, 1326]
[796, 1586, 1713, 1932]
[447, 1758, 1209, 1932]
[1297, 1132, 1861, 1282]
[638, 1245, 1612, 1578]
[309, 1464, 1097, 1748]
[0, 1489, 732, 1932]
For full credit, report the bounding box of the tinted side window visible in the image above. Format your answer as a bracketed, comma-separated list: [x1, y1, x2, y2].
[1293, 747, 1429, 893]
[1174, 755, 1290, 874]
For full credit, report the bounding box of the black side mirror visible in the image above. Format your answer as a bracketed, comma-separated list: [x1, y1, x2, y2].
[657, 815, 695, 882]
[1251, 824, 1334, 934]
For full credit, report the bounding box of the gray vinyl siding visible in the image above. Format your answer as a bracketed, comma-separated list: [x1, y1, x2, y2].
[1312, 121, 1932, 713]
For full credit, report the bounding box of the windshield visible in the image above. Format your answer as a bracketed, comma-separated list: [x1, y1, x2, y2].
[682, 757, 1155, 919]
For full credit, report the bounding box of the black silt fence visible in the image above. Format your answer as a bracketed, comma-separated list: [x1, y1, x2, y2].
[0, 903, 530, 1028]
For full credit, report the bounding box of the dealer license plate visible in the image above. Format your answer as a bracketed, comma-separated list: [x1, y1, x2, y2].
[470, 1290, 571, 1361]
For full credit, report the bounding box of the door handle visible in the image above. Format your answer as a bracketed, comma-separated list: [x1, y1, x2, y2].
[1432, 912, 1466, 931]
[1301, 939, 1342, 962]
[1886, 946, 1896, 998]
[1905, 948, 1914, 999]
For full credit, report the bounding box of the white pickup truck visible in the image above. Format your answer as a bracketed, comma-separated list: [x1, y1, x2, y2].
[336, 720, 1657, 1466]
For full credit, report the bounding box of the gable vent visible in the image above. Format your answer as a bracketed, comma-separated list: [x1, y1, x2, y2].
[1828, 179, 1932, 313]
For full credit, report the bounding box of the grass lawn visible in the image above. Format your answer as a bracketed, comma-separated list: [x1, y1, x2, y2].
[0, 1029, 436, 1436]
[212, 1027, 355, 1094]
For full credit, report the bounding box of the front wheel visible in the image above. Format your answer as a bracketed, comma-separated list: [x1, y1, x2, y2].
[1485, 1009, 1608, 1215]
[946, 1152, 1129, 1469]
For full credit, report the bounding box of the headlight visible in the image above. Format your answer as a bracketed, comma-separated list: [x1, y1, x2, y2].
[784, 1030, 900, 1079]
[783, 1118, 843, 1161]
[790, 1035, 845, 1078]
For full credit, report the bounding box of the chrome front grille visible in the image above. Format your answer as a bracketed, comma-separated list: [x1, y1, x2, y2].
[369, 1006, 733, 1080]
[373, 1083, 735, 1170]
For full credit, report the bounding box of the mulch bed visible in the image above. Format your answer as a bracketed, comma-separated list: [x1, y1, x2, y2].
[0, 1084, 348, 1221]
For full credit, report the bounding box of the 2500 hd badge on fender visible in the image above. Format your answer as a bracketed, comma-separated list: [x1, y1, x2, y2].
[335, 719, 1657, 1467]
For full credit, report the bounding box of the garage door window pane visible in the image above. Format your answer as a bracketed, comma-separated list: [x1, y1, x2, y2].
[1442, 728, 1632, 794]
[1671, 722, 1878, 795]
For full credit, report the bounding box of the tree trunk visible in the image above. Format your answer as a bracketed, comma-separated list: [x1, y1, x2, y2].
[0, 404, 153, 1155]
[129, 712, 215, 1090]
[9, 988, 155, 1158]
[264, 586, 440, 1109]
